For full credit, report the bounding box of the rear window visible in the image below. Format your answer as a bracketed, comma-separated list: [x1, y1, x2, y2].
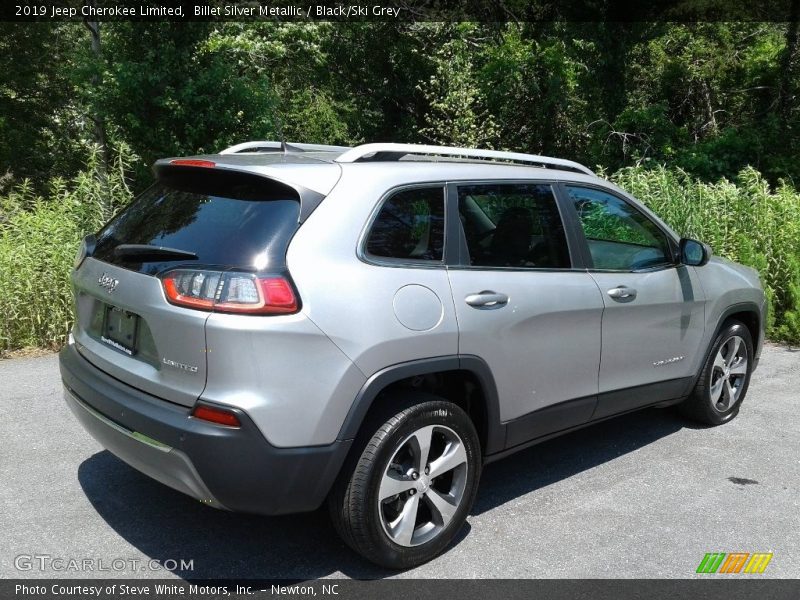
[92, 169, 301, 275]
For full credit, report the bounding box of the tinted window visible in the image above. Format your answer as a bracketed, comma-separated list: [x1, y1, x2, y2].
[93, 170, 300, 275]
[458, 183, 570, 269]
[566, 186, 672, 271]
[365, 187, 445, 261]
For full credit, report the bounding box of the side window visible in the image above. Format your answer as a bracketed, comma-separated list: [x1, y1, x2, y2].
[566, 186, 673, 271]
[365, 187, 445, 262]
[458, 183, 570, 269]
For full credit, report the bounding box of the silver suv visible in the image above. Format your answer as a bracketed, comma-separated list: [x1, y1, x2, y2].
[60, 142, 766, 569]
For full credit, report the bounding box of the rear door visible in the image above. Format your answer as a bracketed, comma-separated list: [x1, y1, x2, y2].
[71, 167, 302, 407]
[561, 184, 706, 417]
[446, 182, 604, 446]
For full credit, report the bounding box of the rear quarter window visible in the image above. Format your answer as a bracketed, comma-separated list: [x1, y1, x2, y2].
[364, 186, 445, 263]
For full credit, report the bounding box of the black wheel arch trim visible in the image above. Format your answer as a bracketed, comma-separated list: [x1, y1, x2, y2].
[337, 355, 505, 455]
[691, 301, 762, 389]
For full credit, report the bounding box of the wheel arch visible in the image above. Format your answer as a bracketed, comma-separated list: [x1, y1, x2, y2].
[336, 355, 505, 456]
[692, 302, 762, 389]
[715, 302, 761, 353]
[724, 308, 761, 350]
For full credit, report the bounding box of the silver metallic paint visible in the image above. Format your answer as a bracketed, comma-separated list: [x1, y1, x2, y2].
[70, 156, 766, 453]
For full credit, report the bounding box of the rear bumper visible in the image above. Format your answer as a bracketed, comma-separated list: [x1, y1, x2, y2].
[59, 343, 351, 516]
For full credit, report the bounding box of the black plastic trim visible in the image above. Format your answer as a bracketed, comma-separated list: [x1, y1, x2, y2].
[690, 302, 763, 387]
[591, 377, 693, 420]
[59, 343, 350, 516]
[492, 377, 692, 461]
[445, 182, 466, 266]
[337, 355, 505, 455]
[152, 161, 326, 223]
[485, 392, 685, 464]
[504, 395, 597, 448]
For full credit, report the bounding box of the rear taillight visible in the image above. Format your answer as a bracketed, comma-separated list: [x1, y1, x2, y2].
[191, 404, 241, 427]
[161, 269, 298, 315]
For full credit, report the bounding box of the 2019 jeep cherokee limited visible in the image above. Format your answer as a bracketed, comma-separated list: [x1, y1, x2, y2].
[60, 142, 766, 569]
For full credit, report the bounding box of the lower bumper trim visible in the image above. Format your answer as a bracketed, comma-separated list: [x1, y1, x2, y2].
[65, 386, 226, 509]
[60, 343, 352, 516]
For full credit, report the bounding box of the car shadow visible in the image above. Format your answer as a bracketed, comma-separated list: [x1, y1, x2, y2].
[473, 407, 686, 515]
[78, 407, 685, 580]
[78, 451, 395, 580]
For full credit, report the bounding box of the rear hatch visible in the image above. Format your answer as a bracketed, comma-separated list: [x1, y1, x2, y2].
[70, 165, 303, 407]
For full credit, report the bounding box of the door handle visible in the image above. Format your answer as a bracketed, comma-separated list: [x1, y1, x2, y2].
[465, 291, 509, 308]
[607, 286, 637, 300]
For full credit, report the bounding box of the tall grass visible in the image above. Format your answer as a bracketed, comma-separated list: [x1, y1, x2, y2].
[0, 146, 134, 354]
[612, 166, 800, 342]
[0, 159, 799, 354]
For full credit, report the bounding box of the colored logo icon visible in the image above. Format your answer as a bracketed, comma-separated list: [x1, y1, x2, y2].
[696, 552, 773, 574]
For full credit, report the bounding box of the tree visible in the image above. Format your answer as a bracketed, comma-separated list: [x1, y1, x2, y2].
[779, 0, 799, 134]
[418, 24, 499, 147]
[82, 2, 110, 181]
[96, 22, 278, 188]
[0, 22, 87, 187]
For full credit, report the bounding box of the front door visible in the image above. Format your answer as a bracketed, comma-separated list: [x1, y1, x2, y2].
[562, 184, 707, 418]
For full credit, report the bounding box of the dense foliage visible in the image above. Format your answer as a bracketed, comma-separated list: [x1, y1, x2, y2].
[611, 167, 800, 341]
[2, 156, 799, 352]
[1, 21, 799, 351]
[0, 147, 134, 352]
[3, 22, 799, 190]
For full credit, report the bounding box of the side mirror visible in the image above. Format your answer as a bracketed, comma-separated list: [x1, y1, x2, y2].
[679, 238, 711, 267]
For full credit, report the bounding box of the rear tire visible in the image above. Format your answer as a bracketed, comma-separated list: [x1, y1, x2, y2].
[680, 320, 753, 425]
[328, 392, 481, 569]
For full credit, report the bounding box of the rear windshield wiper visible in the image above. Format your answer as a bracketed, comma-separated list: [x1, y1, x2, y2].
[114, 244, 198, 261]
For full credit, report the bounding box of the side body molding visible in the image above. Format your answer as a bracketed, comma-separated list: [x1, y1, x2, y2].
[334, 300, 763, 462]
[336, 355, 506, 456]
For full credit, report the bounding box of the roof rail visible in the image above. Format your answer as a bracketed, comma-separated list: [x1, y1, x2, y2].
[334, 143, 594, 175]
[219, 141, 352, 155]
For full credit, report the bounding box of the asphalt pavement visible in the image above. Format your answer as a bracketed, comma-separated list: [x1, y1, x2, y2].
[1, 344, 798, 579]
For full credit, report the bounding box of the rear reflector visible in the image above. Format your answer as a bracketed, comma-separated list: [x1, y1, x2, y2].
[161, 269, 298, 315]
[191, 405, 241, 427]
[169, 159, 216, 168]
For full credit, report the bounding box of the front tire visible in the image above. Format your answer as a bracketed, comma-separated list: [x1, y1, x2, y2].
[680, 320, 753, 425]
[328, 393, 481, 569]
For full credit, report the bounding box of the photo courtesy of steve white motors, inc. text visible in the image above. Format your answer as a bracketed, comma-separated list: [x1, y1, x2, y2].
[15, 583, 342, 597]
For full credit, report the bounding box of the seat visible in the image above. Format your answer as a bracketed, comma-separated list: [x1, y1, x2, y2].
[487, 207, 533, 266]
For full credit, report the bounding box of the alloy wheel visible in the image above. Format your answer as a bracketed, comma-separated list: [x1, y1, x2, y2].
[710, 335, 748, 412]
[377, 424, 468, 547]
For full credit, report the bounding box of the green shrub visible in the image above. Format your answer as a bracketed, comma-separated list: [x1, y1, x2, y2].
[0, 146, 134, 354]
[611, 165, 800, 343]
[1, 156, 799, 354]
